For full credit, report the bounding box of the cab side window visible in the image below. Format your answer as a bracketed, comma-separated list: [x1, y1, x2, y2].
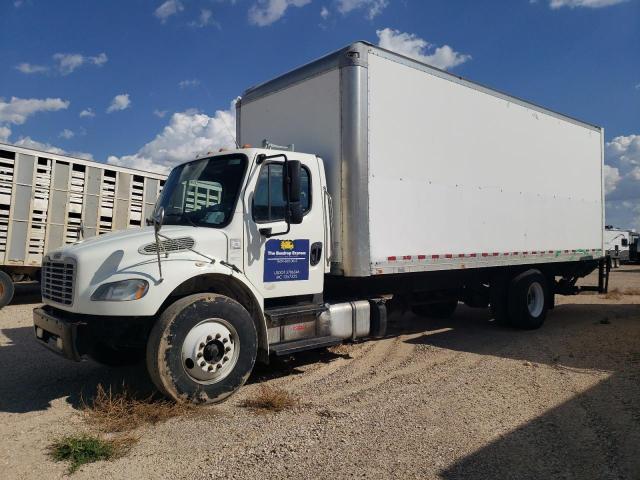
[253, 163, 310, 222]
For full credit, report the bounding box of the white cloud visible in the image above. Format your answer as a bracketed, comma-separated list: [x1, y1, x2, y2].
[179, 79, 201, 89]
[549, 0, 628, 8]
[0, 97, 69, 125]
[52, 52, 108, 75]
[320, 6, 330, 18]
[604, 134, 640, 230]
[377, 28, 471, 70]
[154, 109, 168, 118]
[15, 63, 48, 74]
[607, 134, 640, 167]
[248, 0, 312, 26]
[337, 0, 388, 19]
[107, 94, 131, 113]
[0, 126, 11, 142]
[155, 0, 184, 23]
[603, 164, 621, 195]
[79, 108, 95, 118]
[59, 129, 75, 140]
[108, 100, 238, 174]
[190, 8, 218, 27]
[12, 137, 94, 160]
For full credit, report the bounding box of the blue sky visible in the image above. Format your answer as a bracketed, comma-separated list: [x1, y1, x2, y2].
[0, 0, 639, 227]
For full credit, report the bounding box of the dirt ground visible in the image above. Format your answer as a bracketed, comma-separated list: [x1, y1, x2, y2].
[1, 266, 639, 479]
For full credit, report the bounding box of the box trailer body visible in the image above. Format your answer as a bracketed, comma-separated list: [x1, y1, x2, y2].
[237, 42, 604, 277]
[0, 142, 166, 305]
[31, 42, 608, 405]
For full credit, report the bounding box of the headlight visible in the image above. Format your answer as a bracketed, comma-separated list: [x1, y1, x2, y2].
[91, 279, 149, 301]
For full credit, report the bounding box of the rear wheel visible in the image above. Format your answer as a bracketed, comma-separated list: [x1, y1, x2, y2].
[507, 270, 549, 330]
[0, 270, 15, 309]
[146, 293, 257, 404]
[412, 300, 458, 319]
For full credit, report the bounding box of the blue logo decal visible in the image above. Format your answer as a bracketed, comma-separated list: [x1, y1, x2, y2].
[264, 239, 309, 282]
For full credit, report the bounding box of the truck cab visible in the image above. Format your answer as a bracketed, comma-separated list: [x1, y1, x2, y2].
[33, 148, 367, 404]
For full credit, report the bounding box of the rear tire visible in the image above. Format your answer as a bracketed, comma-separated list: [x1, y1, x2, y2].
[0, 270, 15, 309]
[507, 269, 549, 330]
[412, 300, 458, 319]
[146, 293, 257, 404]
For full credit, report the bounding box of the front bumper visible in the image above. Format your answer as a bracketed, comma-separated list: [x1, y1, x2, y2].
[33, 307, 84, 361]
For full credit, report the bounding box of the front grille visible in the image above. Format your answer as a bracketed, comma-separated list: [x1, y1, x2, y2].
[139, 237, 195, 255]
[41, 258, 75, 305]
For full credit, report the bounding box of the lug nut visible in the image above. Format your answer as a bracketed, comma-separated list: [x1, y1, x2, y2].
[216, 364, 222, 369]
[199, 361, 206, 367]
[197, 352, 203, 358]
[206, 335, 212, 341]
[215, 333, 221, 339]
[199, 342, 205, 348]
[225, 346, 231, 353]
[222, 338, 228, 344]
[223, 356, 228, 362]
[208, 365, 214, 371]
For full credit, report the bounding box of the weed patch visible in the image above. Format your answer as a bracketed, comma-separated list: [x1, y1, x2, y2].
[49, 434, 136, 474]
[240, 385, 299, 413]
[82, 384, 193, 433]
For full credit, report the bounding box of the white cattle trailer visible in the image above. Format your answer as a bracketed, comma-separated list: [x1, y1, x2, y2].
[32, 42, 608, 404]
[0, 142, 166, 306]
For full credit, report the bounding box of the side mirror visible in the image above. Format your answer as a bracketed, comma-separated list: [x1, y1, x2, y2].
[153, 206, 165, 234]
[286, 201, 304, 225]
[284, 160, 302, 204]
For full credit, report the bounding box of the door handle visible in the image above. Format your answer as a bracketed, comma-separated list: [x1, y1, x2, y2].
[310, 242, 322, 266]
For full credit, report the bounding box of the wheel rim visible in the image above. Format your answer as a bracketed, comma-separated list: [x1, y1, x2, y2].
[526, 282, 544, 318]
[181, 318, 240, 384]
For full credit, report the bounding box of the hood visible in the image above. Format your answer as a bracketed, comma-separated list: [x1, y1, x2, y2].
[47, 225, 229, 281]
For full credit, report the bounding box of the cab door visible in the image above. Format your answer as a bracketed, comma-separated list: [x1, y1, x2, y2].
[243, 154, 325, 299]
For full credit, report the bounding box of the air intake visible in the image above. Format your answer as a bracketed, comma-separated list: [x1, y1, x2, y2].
[139, 237, 195, 255]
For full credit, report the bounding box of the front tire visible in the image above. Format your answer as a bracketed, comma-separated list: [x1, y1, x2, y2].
[146, 293, 257, 404]
[507, 270, 549, 330]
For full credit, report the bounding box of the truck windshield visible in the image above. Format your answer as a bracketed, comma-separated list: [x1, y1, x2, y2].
[156, 154, 247, 228]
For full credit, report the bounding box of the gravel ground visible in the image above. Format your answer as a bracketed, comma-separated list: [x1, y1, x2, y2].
[1, 267, 639, 479]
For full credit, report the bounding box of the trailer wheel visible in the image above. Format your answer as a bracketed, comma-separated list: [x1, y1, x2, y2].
[0, 270, 15, 309]
[146, 293, 257, 404]
[411, 300, 458, 319]
[507, 270, 549, 330]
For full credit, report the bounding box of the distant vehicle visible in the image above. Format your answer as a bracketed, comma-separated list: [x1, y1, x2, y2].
[33, 42, 608, 404]
[0, 142, 166, 307]
[629, 231, 640, 263]
[604, 226, 634, 263]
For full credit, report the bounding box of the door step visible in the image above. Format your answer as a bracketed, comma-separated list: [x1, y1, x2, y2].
[270, 336, 343, 356]
[265, 303, 327, 325]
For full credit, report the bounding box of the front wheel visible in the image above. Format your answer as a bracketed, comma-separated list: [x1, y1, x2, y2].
[146, 293, 258, 404]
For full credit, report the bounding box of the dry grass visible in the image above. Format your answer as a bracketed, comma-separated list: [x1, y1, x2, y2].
[601, 287, 640, 300]
[82, 384, 193, 433]
[49, 433, 137, 474]
[240, 385, 299, 413]
[602, 288, 623, 300]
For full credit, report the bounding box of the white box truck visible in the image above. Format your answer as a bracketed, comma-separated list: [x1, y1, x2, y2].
[0, 142, 166, 308]
[33, 42, 607, 404]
